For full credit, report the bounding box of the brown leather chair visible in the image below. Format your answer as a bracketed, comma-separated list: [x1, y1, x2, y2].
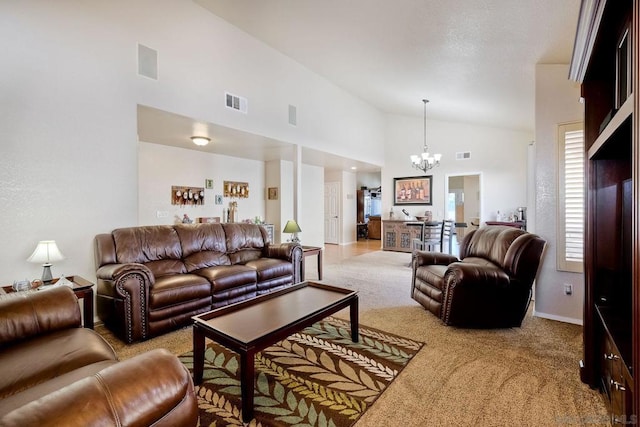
[0, 286, 198, 426]
[411, 225, 546, 328]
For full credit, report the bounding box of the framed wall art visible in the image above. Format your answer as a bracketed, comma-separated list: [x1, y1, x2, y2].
[393, 175, 432, 205]
[171, 185, 205, 206]
[268, 187, 278, 200]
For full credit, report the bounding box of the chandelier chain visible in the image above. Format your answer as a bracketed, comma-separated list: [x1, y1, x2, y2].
[410, 99, 441, 173]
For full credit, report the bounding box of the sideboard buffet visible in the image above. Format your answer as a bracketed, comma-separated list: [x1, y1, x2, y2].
[382, 220, 425, 252]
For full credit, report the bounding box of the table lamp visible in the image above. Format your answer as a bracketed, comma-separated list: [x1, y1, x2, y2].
[27, 240, 65, 284]
[283, 220, 302, 243]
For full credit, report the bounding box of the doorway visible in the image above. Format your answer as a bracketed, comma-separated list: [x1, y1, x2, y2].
[446, 173, 482, 242]
[324, 182, 340, 244]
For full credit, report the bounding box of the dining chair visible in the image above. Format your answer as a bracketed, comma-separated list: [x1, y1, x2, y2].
[441, 219, 455, 254]
[412, 221, 444, 252]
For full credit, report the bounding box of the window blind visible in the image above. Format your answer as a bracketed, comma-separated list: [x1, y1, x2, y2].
[557, 123, 584, 273]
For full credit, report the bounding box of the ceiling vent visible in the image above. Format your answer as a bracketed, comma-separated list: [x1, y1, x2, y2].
[456, 151, 471, 160]
[137, 44, 158, 80]
[225, 92, 248, 114]
[288, 105, 297, 126]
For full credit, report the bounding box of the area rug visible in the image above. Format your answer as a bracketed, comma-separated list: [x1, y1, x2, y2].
[178, 316, 423, 427]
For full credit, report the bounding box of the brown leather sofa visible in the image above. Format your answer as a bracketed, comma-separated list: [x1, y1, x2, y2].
[411, 225, 546, 328]
[0, 286, 198, 426]
[95, 223, 303, 343]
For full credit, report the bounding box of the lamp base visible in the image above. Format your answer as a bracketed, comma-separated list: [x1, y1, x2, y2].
[288, 235, 300, 244]
[41, 264, 54, 285]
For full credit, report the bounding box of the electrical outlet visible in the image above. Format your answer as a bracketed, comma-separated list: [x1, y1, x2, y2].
[564, 284, 573, 295]
[156, 211, 169, 219]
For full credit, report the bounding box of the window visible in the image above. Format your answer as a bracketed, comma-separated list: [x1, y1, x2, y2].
[557, 122, 584, 273]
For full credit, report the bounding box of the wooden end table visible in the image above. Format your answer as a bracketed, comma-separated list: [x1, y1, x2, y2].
[301, 245, 323, 280]
[2, 275, 94, 329]
[192, 281, 358, 423]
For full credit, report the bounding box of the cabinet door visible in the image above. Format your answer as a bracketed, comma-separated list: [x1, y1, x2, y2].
[383, 223, 398, 250]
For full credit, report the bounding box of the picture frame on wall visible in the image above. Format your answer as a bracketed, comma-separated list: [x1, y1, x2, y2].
[267, 187, 278, 200]
[393, 175, 432, 205]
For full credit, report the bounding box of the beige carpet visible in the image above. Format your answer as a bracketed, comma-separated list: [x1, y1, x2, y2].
[98, 250, 608, 427]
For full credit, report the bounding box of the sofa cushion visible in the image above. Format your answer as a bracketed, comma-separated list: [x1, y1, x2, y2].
[460, 257, 499, 268]
[0, 328, 117, 400]
[112, 226, 186, 277]
[223, 223, 266, 264]
[149, 274, 212, 309]
[0, 360, 116, 416]
[195, 265, 257, 293]
[0, 288, 81, 348]
[175, 224, 231, 271]
[245, 258, 293, 282]
[463, 226, 525, 269]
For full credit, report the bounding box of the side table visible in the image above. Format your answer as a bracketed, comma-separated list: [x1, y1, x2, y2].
[301, 246, 323, 280]
[2, 275, 94, 329]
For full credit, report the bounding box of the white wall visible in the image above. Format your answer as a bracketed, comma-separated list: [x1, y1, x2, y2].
[534, 64, 584, 324]
[138, 142, 265, 225]
[356, 172, 382, 190]
[300, 164, 325, 247]
[0, 0, 384, 284]
[265, 160, 283, 241]
[342, 172, 358, 244]
[383, 115, 533, 223]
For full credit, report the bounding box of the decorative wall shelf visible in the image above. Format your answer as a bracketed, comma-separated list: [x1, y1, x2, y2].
[172, 186, 205, 205]
[224, 181, 249, 198]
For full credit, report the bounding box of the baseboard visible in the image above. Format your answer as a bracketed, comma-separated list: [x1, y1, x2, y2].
[533, 310, 583, 326]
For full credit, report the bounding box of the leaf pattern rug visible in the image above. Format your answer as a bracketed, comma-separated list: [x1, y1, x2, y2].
[179, 316, 423, 427]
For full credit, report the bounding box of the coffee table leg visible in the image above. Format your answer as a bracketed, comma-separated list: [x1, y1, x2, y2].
[241, 350, 256, 423]
[193, 326, 205, 384]
[350, 296, 359, 342]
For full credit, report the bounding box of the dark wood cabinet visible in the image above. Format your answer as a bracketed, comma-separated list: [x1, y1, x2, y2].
[368, 216, 381, 240]
[571, 0, 637, 424]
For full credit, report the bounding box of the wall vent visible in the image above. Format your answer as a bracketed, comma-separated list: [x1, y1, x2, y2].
[137, 44, 158, 80]
[225, 92, 248, 113]
[456, 151, 471, 160]
[288, 105, 297, 126]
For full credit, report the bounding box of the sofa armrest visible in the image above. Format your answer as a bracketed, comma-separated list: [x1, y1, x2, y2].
[444, 262, 511, 290]
[413, 250, 459, 268]
[264, 242, 299, 260]
[0, 348, 199, 427]
[265, 243, 304, 283]
[96, 263, 154, 343]
[0, 286, 81, 348]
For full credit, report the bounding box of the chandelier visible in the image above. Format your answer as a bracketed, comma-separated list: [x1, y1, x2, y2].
[410, 99, 441, 173]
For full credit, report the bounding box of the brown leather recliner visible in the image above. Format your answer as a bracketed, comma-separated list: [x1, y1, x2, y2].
[0, 286, 198, 426]
[411, 225, 546, 328]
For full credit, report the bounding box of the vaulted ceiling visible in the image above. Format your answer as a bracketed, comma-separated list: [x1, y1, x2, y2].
[141, 1, 582, 172]
[195, 0, 581, 132]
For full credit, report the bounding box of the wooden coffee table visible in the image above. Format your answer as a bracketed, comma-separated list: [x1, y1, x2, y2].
[192, 281, 358, 423]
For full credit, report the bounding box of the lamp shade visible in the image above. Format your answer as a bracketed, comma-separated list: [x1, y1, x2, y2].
[27, 240, 65, 264]
[283, 220, 302, 234]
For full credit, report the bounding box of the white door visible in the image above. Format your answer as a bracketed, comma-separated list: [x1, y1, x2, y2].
[324, 182, 340, 244]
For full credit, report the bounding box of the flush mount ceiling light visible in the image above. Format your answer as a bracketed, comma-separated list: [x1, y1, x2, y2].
[191, 136, 211, 146]
[410, 99, 441, 173]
